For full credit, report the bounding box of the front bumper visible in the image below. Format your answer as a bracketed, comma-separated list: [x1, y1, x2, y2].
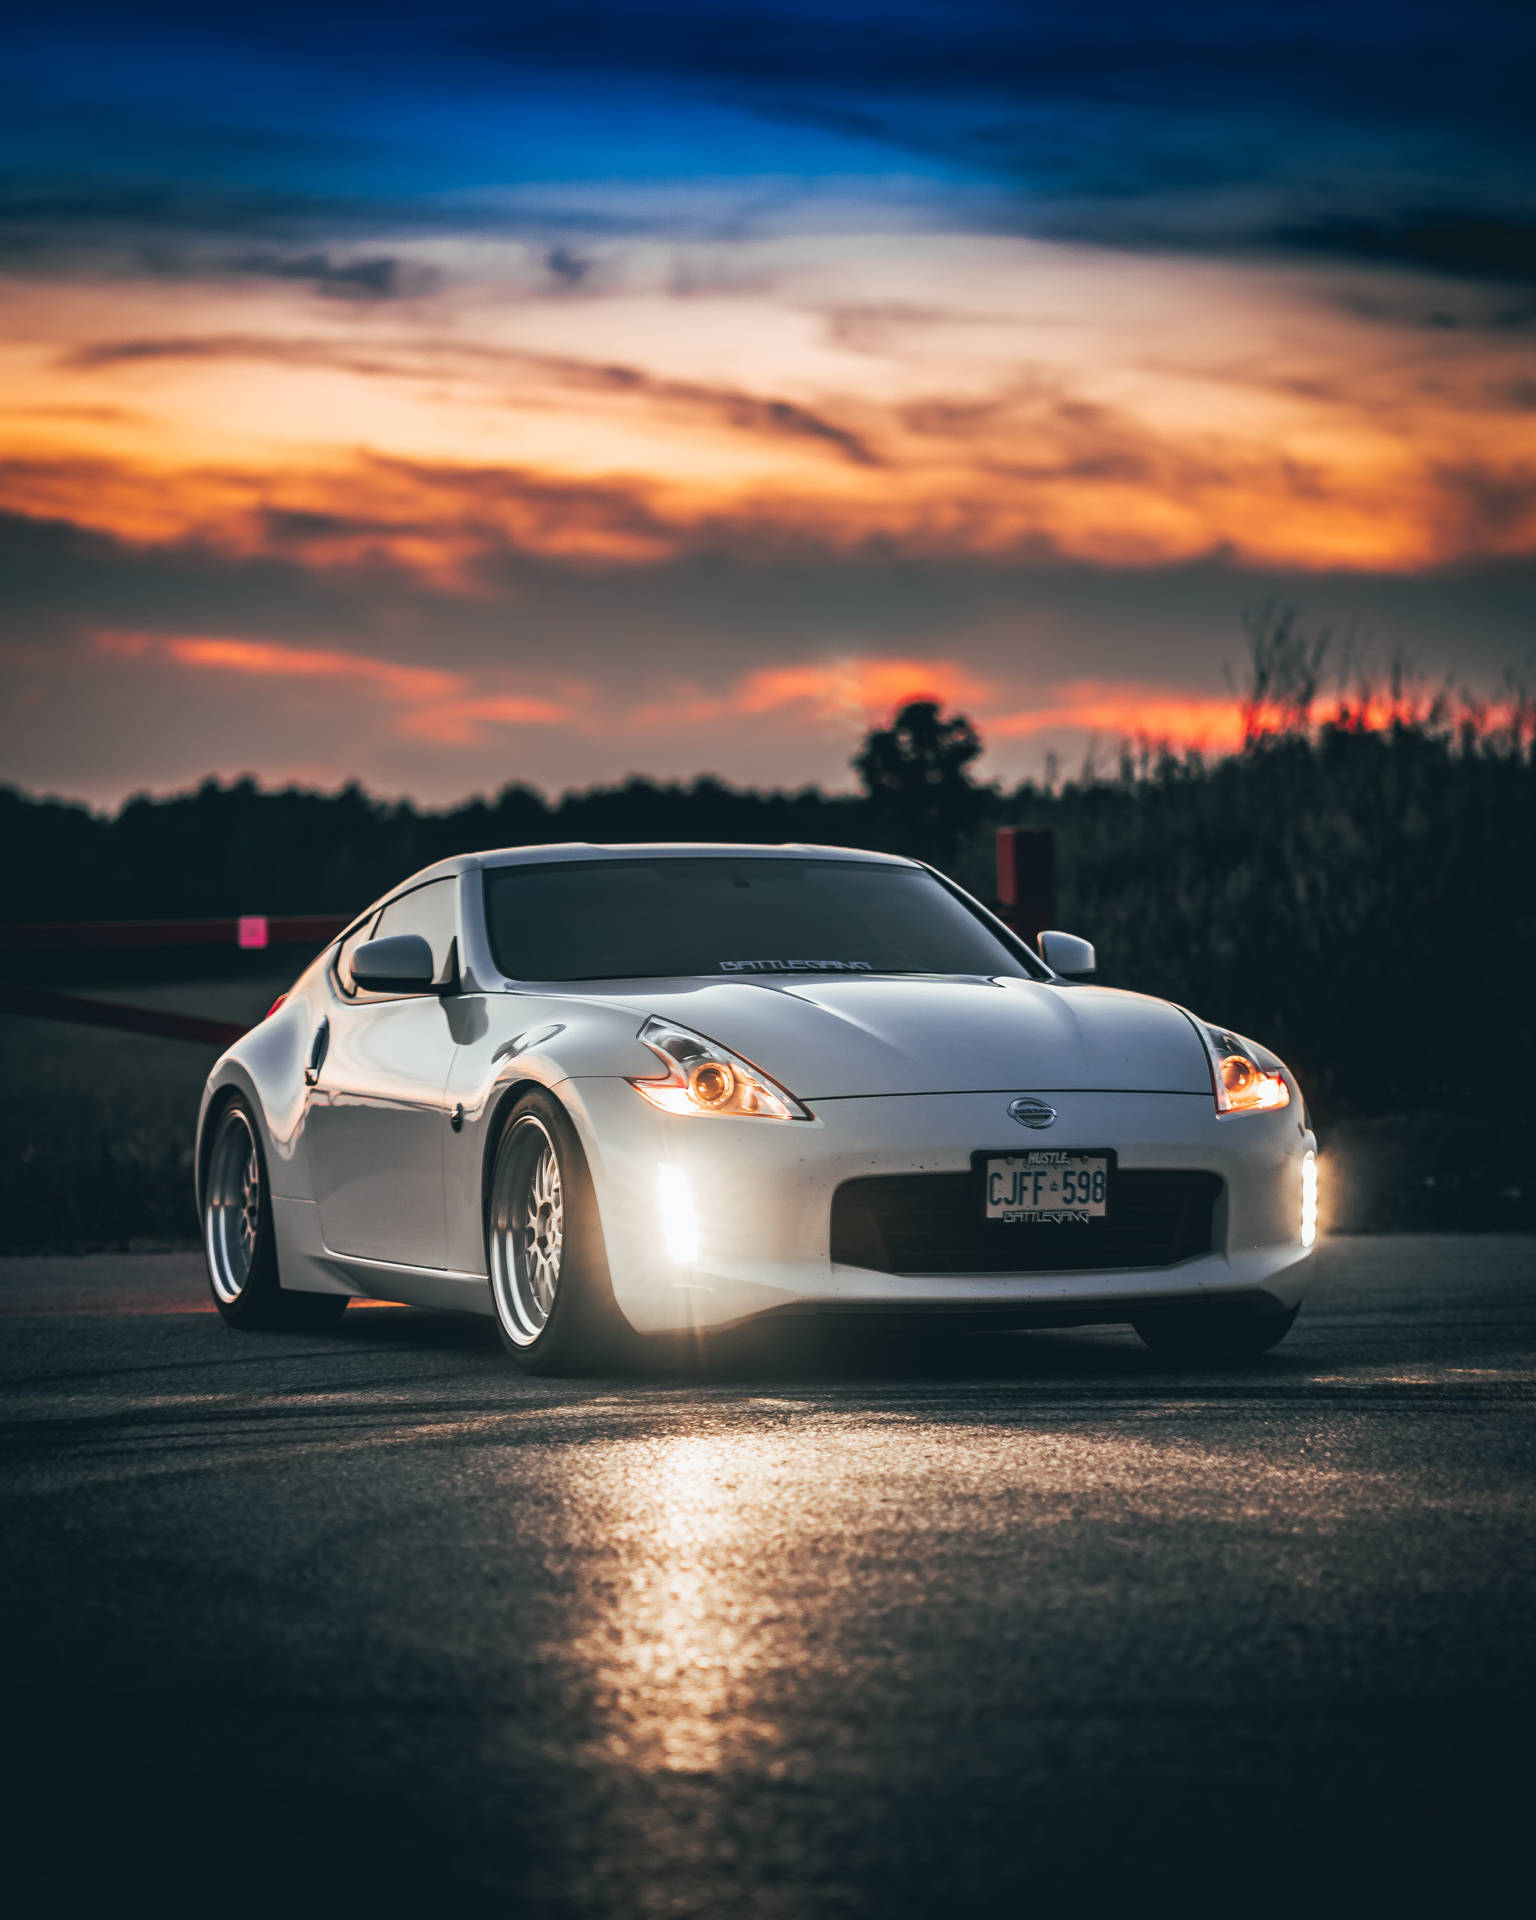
[561, 1080, 1318, 1336]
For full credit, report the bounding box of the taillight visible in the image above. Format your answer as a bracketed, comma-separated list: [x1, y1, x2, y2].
[265, 993, 288, 1020]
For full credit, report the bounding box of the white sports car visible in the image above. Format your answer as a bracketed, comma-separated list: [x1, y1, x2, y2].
[197, 843, 1318, 1370]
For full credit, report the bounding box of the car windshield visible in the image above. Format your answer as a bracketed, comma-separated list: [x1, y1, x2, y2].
[482, 857, 1031, 982]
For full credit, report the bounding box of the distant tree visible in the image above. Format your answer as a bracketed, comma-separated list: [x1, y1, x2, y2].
[852, 699, 987, 869]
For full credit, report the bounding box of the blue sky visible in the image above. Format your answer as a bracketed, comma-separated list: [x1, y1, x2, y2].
[2, 2, 1533, 802]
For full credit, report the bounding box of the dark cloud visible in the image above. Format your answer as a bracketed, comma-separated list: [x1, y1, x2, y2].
[1328, 282, 1536, 337]
[256, 505, 429, 547]
[460, 3, 1536, 204]
[1269, 211, 1536, 286]
[545, 245, 592, 287]
[6, 7, 1532, 287]
[1433, 463, 1536, 548]
[57, 333, 408, 376]
[753, 398, 877, 466]
[0, 176, 338, 265]
[819, 303, 1006, 355]
[230, 250, 438, 301]
[458, 3, 1529, 116]
[0, 171, 650, 284]
[553, 361, 881, 466]
[898, 385, 1235, 493]
[2, 220, 432, 304]
[8, 438, 1536, 642]
[8, 403, 142, 424]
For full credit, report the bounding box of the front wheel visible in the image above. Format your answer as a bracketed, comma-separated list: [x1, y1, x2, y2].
[203, 1099, 348, 1330]
[486, 1090, 628, 1374]
[1132, 1299, 1299, 1365]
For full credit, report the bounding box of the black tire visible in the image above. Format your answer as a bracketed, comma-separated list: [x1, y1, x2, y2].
[1132, 1299, 1299, 1365]
[203, 1097, 349, 1331]
[485, 1088, 630, 1374]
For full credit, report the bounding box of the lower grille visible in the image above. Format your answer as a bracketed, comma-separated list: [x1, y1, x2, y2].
[830, 1169, 1221, 1275]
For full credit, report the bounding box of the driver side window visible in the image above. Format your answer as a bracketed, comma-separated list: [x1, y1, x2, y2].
[370, 877, 459, 990]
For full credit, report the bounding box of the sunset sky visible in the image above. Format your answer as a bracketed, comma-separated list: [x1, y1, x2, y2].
[3, 2, 1534, 805]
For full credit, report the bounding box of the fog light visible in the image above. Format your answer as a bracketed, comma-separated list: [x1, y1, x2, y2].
[1301, 1150, 1318, 1248]
[657, 1162, 700, 1266]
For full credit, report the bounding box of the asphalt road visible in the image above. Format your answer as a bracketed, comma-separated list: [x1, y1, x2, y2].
[4, 1238, 1535, 1918]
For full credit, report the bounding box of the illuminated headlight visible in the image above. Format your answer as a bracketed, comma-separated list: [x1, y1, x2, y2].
[629, 1016, 810, 1120]
[1301, 1149, 1318, 1248]
[1197, 1022, 1292, 1115]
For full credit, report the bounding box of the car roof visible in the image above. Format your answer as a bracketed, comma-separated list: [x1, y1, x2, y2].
[476, 842, 919, 869]
[390, 842, 923, 891]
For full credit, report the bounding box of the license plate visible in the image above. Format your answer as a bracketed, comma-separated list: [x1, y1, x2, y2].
[984, 1152, 1109, 1222]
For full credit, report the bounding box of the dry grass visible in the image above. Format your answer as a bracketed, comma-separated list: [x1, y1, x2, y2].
[0, 974, 288, 1252]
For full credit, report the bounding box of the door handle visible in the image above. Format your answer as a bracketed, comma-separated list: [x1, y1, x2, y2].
[304, 1018, 330, 1086]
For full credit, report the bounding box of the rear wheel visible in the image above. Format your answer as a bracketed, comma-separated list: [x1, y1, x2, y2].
[486, 1090, 628, 1373]
[1133, 1299, 1299, 1365]
[204, 1099, 349, 1330]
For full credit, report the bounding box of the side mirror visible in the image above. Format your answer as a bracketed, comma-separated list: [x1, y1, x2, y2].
[351, 933, 438, 994]
[1039, 929, 1096, 978]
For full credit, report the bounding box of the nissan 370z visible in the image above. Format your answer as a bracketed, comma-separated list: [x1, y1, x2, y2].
[196, 844, 1318, 1370]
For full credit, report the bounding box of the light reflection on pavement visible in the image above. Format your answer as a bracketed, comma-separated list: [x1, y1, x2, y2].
[2, 1235, 1534, 1915]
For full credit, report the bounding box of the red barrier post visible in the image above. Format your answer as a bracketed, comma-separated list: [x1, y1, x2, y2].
[995, 827, 1055, 947]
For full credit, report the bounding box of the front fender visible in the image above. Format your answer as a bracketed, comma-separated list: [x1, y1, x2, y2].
[195, 979, 327, 1209]
[439, 991, 662, 1275]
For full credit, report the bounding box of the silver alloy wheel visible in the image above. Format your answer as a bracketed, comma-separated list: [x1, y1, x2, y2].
[490, 1115, 565, 1346]
[206, 1105, 262, 1305]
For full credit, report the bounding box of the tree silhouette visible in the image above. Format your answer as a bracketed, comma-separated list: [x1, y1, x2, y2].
[851, 699, 987, 870]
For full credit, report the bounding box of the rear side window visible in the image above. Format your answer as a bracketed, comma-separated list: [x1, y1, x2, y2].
[371, 877, 459, 986]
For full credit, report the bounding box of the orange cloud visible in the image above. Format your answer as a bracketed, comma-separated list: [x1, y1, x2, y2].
[989, 682, 1249, 751]
[88, 633, 1516, 774]
[983, 681, 1514, 752]
[162, 636, 462, 704]
[9, 225, 1536, 585]
[737, 659, 992, 719]
[99, 632, 577, 743]
[397, 694, 579, 745]
[625, 657, 993, 735]
[13, 382, 1534, 578]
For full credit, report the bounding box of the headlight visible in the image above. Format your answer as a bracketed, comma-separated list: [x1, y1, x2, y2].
[1196, 1022, 1291, 1115]
[628, 1017, 811, 1120]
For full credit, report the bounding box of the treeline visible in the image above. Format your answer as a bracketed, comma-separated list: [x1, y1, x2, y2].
[5, 661, 1535, 1144]
[975, 715, 1536, 1131]
[1, 774, 877, 925]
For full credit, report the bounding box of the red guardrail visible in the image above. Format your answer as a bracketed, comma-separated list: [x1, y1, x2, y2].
[0, 914, 346, 951]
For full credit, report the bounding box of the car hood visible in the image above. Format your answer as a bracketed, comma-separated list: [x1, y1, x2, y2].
[570, 975, 1212, 1099]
